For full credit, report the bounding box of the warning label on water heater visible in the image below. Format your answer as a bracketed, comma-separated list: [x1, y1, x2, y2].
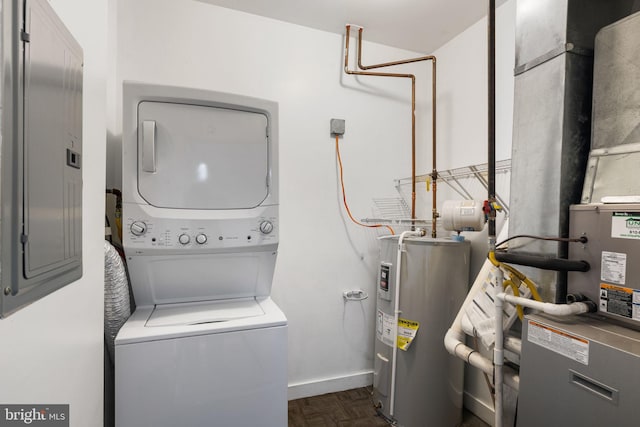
[397, 318, 420, 351]
[377, 311, 420, 349]
[377, 310, 396, 347]
[527, 320, 589, 365]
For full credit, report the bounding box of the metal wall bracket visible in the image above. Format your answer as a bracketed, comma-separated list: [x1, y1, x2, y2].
[343, 289, 368, 301]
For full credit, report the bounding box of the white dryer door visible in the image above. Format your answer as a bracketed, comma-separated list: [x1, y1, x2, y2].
[136, 101, 269, 209]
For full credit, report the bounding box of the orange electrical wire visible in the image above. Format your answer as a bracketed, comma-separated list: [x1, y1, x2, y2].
[335, 135, 395, 235]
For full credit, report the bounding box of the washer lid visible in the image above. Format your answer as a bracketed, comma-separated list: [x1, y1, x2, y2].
[115, 297, 286, 345]
[146, 298, 264, 327]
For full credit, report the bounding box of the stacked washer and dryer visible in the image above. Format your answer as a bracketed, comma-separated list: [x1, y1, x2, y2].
[114, 82, 287, 427]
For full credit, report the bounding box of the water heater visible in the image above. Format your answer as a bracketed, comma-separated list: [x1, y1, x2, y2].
[374, 236, 470, 426]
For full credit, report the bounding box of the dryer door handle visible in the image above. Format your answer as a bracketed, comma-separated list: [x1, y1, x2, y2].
[142, 120, 157, 173]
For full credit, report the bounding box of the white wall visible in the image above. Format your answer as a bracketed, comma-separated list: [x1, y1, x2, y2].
[0, 1, 107, 426]
[111, 0, 517, 404]
[435, 1, 515, 168]
[110, 0, 436, 398]
[0, 0, 516, 421]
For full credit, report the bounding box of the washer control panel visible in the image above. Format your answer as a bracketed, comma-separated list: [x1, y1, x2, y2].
[124, 214, 278, 253]
[130, 221, 147, 236]
[259, 220, 274, 235]
[178, 233, 191, 245]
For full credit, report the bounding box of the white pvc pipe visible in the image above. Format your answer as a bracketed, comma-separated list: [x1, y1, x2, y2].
[389, 229, 424, 417]
[442, 221, 531, 424]
[501, 294, 591, 315]
[493, 269, 504, 427]
[443, 330, 495, 375]
[444, 320, 521, 373]
[504, 365, 519, 390]
[443, 222, 519, 385]
[504, 335, 522, 355]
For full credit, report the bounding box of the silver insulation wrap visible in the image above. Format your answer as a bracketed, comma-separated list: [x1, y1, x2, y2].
[104, 241, 131, 361]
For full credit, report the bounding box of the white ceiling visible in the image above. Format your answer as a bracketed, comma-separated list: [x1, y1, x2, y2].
[196, 0, 507, 53]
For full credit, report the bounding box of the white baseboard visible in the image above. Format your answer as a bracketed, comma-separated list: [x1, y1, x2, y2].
[287, 370, 373, 400]
[463, 390, 495, 426]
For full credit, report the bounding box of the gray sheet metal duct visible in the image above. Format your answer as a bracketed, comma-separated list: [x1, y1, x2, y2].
[508, 0, 637, 302]
[104, 241, 131, 361]
[582, 10, 640, 203]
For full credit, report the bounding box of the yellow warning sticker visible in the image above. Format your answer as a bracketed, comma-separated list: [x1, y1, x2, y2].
[397, 318, 420, 351]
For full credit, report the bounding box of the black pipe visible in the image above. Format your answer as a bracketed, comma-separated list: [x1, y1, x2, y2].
[566, 293, 587, 303]
[487, 0, 497, 244]
[494, 252, 590, 272]
[565, 295, 598, 313]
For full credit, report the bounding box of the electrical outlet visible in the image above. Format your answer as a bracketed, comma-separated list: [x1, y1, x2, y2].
[330, 118, 345, 136]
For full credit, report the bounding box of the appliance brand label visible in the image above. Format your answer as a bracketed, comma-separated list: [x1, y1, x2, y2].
[527, 320, 589, 365]
[611, 212, 640, 240]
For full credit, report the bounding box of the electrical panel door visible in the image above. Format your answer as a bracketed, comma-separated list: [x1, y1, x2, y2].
[23, 0, 82, 278]
[0, 0, 83, 317]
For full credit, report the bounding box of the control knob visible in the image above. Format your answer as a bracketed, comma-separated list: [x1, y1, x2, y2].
[178, 233, 191, 245]
[259, 220, 274, 235]
[196, 233, 207, 244]
[130, 221, 147, 236]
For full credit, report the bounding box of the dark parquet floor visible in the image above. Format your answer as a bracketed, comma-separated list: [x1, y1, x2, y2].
[288, 387, 489, 427]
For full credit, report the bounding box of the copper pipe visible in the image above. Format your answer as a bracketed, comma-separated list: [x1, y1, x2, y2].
[353, 27, 438, 237]
[344, 25, 416, 221]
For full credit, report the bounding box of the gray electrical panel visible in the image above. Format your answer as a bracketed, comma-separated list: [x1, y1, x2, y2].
[517, 314, 640, 427]
[0, 0, 83, 317]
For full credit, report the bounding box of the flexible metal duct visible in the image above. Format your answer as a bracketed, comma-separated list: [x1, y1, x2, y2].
[104, 241, 131, 362]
